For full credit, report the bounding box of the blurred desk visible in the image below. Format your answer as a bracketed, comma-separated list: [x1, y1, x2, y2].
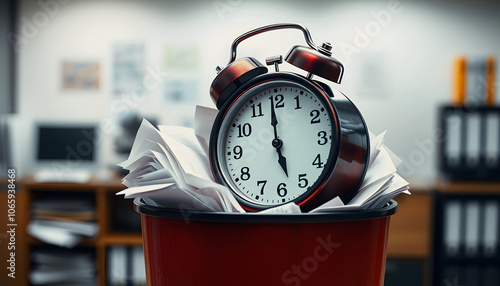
[388, 188, 433, 258]
[16, 172, 141, 286]
[20, 170, 124, 188]
[385, 181, 434, 286]
[435, 180, 500, 194]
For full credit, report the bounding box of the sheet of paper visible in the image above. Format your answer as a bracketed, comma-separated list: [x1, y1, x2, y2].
[349, 174, 394, 206]
[116, 183, 176, 197]
[368, 130, 386, 167]
[120, 184, 218, 212]
[155, 143, 191, 191]
[27, 220, 86, 248]
[310, 196, 345, 213]
[195, 105, 219, 157]
[158, 125, 206, 159]
[195, 186, 245, 213]
[258, 202, 302, 214]
[307, 130, 409, 212]
[159, 132, 213, 183]
[360, 145, 397, 189]
[128, 119, 166, 159]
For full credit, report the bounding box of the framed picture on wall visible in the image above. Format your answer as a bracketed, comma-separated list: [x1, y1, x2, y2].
[61, 61, 100, 90]
[112, 43, 145, 95]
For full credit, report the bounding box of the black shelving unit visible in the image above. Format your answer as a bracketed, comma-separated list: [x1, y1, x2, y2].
[439, 106, 500, 181]
[433, 191, 500, 286]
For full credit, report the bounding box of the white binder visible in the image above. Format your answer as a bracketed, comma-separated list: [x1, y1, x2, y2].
[483, 200, 499, 256]
[108, 246, 127, 286]
[464, 201, 480, 256]
[132, 246, 147, 286]
[485, 113, 500, 166]
[444, 200, 462, 256]
[445, 113, 462, 166]
[465, 114, 481, 166]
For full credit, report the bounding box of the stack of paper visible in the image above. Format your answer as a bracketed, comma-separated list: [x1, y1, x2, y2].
[27, 199, 98, 248]
[27, 220, 98, 248]
[310, 131, 410, 212]
[117, 106, 409, 213]
[117, 118, 245, 213]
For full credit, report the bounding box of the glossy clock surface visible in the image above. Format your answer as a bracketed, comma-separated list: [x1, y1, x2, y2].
[210, 73, 340, 211]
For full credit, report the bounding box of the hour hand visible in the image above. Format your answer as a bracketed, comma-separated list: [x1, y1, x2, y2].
[272, 139, 288, 177]
[277, 148, 288, 177]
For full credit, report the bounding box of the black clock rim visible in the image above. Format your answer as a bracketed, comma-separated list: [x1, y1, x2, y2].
[209, 72, 341, 212]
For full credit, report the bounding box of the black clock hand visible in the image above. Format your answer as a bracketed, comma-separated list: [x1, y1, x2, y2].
[276, 143, 288, 177]
[270, 97, 278, 139]
[270, 97, 288, 177]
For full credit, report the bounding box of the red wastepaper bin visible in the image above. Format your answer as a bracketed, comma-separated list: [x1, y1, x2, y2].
[134, 198, 397, 286]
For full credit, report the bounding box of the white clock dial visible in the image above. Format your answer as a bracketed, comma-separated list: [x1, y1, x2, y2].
[217, 80, 335, 206]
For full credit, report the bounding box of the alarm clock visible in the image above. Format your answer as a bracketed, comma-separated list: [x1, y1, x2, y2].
[208, 23, 370, 212]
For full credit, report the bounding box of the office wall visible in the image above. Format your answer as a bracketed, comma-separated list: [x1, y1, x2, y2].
[12, 0, 500, 178]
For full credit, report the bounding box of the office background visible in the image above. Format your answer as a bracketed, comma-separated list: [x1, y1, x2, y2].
[1, 0, 500, 285]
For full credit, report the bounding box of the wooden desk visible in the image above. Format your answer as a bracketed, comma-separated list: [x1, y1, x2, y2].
[387, 189, 433, 258]
[17, 173, 140, 286]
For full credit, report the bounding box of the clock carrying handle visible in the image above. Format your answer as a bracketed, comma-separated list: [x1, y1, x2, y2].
[227, 23, 318, 65]
[210, 23, 343, 108]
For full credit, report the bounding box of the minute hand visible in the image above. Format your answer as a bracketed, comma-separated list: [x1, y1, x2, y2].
[270, 97, 288, 177]
[270, 98, 278, 138]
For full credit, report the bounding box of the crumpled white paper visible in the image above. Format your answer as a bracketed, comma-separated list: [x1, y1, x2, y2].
[117, 105, 410, 213]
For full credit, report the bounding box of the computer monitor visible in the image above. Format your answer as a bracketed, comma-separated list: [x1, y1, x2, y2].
[34, 123, 99, 181]
[37, 125, 96, 162]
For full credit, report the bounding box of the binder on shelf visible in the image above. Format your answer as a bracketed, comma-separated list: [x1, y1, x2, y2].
[483, 200, 499, 256]
[444, 200, 462, 256]
[452, 56, 496, 106]
[453, 57, 466, 106]
[464, 201, 480, 257]
[486, 56, 496, 106]
[108, 246, 146, 286]
[465, 114, 481, 166]
[132, 246, 147, 286]
[439, 106, 500, 181]
[445, 112, 462, 167]
[108, 246, 127, 286]
[485, 113, 500, 166]
[466, 57, 487, 106]
[435, 194, 500, 286]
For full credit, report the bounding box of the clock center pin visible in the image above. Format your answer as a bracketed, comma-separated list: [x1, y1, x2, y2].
[272, 138, 283, 149]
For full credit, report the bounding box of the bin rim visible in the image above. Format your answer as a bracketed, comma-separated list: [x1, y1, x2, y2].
[133, 198, 397, 224]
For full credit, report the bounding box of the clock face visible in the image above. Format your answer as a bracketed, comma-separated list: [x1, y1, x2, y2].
[212, 76, 340, 210]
